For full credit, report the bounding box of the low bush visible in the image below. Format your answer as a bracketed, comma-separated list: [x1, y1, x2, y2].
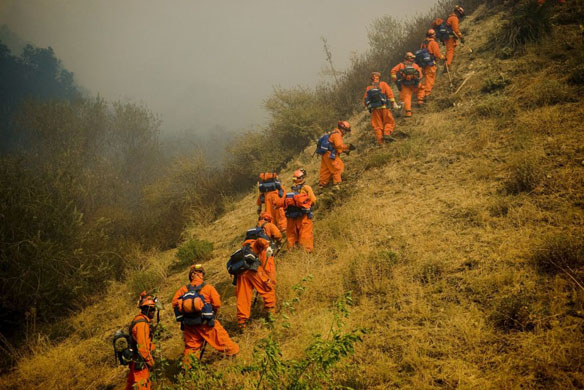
[174, 238, 214, 269]
[365, 151, 393, 170]
[531, 234, 584, 281]
[504, 152, 543, 194]
[495, 0, 553, 50]
[490, 294, 535, 332]
[130, 270, 163, 296]
[481, 75, 511, 93]
[415, 259, 444, 285]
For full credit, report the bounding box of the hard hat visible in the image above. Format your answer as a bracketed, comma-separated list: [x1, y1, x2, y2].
[454, 5, 464, 17]
[293, 169, 306, 184]
[180, 296, 204, 314]
[137, 292, 157, 309]
[427, 28, 436, 37]
[338, 120, 351, 132]
[404, 52, 415, 61]
[189, 264, 205, 281]
[259, 212, 272, 222]
[370, 71, 381, 79]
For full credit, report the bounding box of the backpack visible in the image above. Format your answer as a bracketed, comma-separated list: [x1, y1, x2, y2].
[283, 192, 313, 219]
[245, 226, 270, 242]
[365, 87, 389, 112]
[415, 44, 435, 67]
[433, 18, 452, 43]
[174, 283, 215, 327]
[258, 173, 283, 195]
[315, 133, 337, 160]
[112, 318, 149, 368]
[226, 244, 261, 276]
[397, 64, 420, 87]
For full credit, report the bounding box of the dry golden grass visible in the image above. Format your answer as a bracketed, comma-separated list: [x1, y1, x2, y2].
[2, 4, 584, 389]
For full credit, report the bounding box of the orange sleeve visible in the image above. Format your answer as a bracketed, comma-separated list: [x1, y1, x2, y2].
[390, 63, 403, 78]
[329, 132, 348, 153]
[448, 15, 461, 37]
[429, 40, 443, 60]
[132, 318, 154, 367]
[172, 285, 188, 308]
[202, 284, 221, 311]
[415, 64, 423, 80]
[302, 185, 317, 205]
[380, 81, 395, 100]
[266, 223, 282, 241]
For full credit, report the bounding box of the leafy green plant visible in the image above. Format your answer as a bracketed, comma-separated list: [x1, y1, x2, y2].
[490, 294, 535, 332]
[496, 0, 553, 49]
[481, 75, 511, 93]
[174, 238, 214, 269]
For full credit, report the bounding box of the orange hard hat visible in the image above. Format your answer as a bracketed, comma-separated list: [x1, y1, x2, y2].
[338, 120, 351, 132]
[404, 52, 415, 61]
[427, 29, 436, 37]
[188, 264, 205, 281]
[179, 296, 204, 314]
[293, 169, 306, 182]
[137, 291, 157, 308]
[259, 212, 273, 222]
[455, 5, 464, 17]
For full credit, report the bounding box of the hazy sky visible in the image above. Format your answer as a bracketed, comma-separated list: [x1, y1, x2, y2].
[0, 0, 436, 135]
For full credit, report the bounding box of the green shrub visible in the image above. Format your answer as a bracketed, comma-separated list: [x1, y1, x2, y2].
[174, 238, 214, 269]
[365, 151, 392, 169]
[504, 152, 543, 194]
[496, 0, 553, 49]
[481, 75, 511, 93]
[130, 270, 163, 296]
[532, 234, 584, 278]
[524, 79, 577, 108]
[490, 295, 535, 332]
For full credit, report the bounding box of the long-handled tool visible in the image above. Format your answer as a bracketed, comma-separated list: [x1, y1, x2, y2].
[199, 340, 208, 360]
[445, 63, 454, 90]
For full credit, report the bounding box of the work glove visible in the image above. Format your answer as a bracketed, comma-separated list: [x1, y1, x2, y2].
[257, 206, 261, 215]
[266, 246, 274, 258]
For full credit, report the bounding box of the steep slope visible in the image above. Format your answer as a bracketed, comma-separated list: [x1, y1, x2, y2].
[1, 3, 583, 389]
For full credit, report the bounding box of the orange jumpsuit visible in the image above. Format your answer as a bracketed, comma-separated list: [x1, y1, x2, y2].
[125, 313, 155, 390]
[391, 62, 423, 118]
[445, 13, 462, 66]
[417, 38, 444, 103]
[319, 129, 349, 186]
[363, 82, 396, 145]
[257, 220, 282, 283]
[172, 276, 239, 363]
[275, 184, 316, 252]
[257, 187, 287, 232]
[235, 237, 276, 327]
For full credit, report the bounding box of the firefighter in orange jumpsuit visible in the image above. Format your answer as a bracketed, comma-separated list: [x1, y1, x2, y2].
[445, 5, 465, 68]
[391, 53, 423, 118]
[273, 169, 317, 252]
[256, 174, 287, 232]
[172, 265, 239, 364]
[318, 121, 354, 188]
[417, 29, 445, 105]
[235, 236, 276, 328]
[126, 293, 157, 390]
[363, 72, 397, 145]
[257, 212, 282, 283]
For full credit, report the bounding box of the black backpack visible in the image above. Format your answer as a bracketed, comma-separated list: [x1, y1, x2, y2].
[226, 244, 260, 276]
[112, 318, 149, 368]
[365, 87, 389, 112]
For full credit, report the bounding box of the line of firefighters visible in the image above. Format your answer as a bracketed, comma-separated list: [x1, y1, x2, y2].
[123, 5, 468, 389]
[364, 4, 466, 145]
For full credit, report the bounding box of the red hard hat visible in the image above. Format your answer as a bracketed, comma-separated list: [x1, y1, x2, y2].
[338, 121, 351, 132]
[259, 212, 273, 222]
[137, 292, 157, 308]
[427, 29, 436, 37]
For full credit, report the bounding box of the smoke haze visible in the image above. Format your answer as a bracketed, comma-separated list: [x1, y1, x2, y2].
[0, 0, 437, 134]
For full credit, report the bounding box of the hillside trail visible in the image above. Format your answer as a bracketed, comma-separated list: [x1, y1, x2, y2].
[2, 3, 584, 389]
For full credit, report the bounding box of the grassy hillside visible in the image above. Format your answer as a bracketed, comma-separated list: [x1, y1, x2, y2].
[1, 2, 583, 389]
